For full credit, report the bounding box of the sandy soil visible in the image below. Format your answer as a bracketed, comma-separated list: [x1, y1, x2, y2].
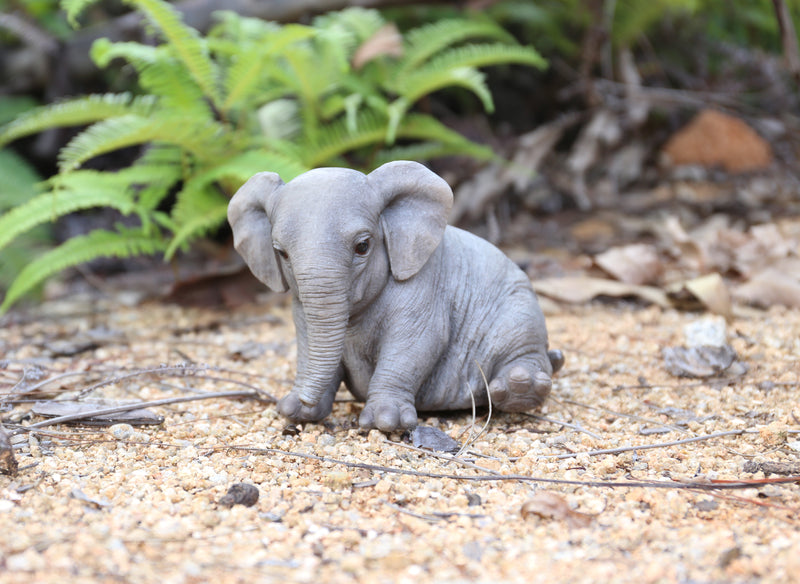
[1, 294, 799, 584]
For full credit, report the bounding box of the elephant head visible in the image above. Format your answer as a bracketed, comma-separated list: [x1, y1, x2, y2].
[227, 160, 453, 407]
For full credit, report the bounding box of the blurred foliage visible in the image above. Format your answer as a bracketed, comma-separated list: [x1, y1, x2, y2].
[0, 0, 546, 312]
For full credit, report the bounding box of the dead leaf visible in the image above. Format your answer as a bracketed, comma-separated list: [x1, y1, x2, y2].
[735, 266, 800, 309]
[662, 345, 737, 378]
[71, 488, 112, 509]
[352, 24, 403, 69]
[32, 399, 164, 426]
[0, 425, 17, 476]
[532, 276, 670, 308]
[595, 244, 663, 285]
[682, 273, 732, 320]
[520, 491, 594, 528]
[410, 426, 461, 454]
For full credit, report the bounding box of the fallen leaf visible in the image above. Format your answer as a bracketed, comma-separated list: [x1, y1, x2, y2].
[410, 426, 461, 454]
[662, 345, 737, 378]
[595, 243, 663, 285]
[661, 109, 773, 173]
[734, 262, 800, 309]
[71, 488, 112, 509]
[32, 399, 164, 426]
[532, 277, 669, 307]
[520, 491, 594, 528]
[352, 23, 403, 69]
[683, 273, 732, 320]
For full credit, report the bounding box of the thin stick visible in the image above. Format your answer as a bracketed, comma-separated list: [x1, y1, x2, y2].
[560, 398, 687, 434]
[524, 413, 603, 440]
[11, 390, 269, 434]
[543, 430, 748, 459]
[455, 362, 493, 457]
[227, 444, 800, 491]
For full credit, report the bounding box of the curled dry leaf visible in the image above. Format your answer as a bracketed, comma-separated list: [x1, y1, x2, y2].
[410, 425, 461, 454]
[352, 23, 403, 69]
[520, 491, 594, 529]
[662, 344, 737, 378]
[734, 259, 800, 309]
[532, 276, 669, 308]
[594, 243, 663, 285]
[668, 273, 732, 320]
[661, 109, 773, 173]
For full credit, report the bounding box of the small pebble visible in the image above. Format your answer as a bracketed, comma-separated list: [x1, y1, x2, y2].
[219, 483, 260, 507]
[109, 423, 135, 440]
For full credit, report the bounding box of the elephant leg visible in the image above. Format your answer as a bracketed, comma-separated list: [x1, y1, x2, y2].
[488, 358, 553, 413]
[277, 366, 342, 422]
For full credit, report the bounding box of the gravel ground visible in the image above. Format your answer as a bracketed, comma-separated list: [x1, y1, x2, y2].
[1, 295, 799, 584]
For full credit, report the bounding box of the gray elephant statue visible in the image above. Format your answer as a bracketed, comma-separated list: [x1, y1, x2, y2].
[228, 161, 563, 431]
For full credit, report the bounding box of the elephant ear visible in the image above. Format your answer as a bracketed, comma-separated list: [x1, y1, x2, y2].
[227, 172, 288, 292]
[368, 161, 453, 281]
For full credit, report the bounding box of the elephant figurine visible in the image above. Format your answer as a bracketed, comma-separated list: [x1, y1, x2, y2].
[228, 161, 563, 431]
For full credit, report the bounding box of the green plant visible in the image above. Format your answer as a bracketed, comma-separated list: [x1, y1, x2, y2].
[0, 0, 546, 313]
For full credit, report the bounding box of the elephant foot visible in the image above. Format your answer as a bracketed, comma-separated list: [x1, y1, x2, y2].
[277, 391, 335, 422]
[359, 399, 418, 432]
[488, 364, 552, 412]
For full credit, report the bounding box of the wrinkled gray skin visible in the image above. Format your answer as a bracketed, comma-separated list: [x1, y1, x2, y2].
[228, 161, 563, 432]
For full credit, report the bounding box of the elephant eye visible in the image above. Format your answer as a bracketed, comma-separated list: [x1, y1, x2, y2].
[273, 245, 288, 260]
[354, 238, 370, 256]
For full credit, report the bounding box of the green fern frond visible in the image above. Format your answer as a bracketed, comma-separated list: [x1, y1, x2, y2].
[57, 114, 224, 172]
[402, 18, 517, 72]
[91, 38, 162, 68]
[131, 145, 185, 210]
[395, 114, 496, 161]
[222, 25, 316, 111]
[373, 141, 493, 168]
[165, 186, 229, 259]
[0, 93, 156, 147]
[403, 43, 547, 82]
[62, 0, 103, 27]
[0, 149, 41, 208]
[398, 67, 493, 111]
[124, 0, 221, 106]
[313, 7, 384, 47]
[0, 227, 166, 314]
[0, 173, 137, 252]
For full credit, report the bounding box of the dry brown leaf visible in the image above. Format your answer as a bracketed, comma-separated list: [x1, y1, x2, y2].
[663, 345, 737, 378]
[520, 491, 594, 528]
[595, 243, 663, 285]
[683, 273, 733, 320]
[532, 276, 670, 307]
[661, 109, 773, 173]
[734, 263, 800, 309]
[352, 23, 403, 69]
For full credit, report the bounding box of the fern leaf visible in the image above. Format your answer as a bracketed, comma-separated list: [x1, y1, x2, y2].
[399, 114, 495, 160]
[373, 141, 493, 168]
[1, 228, 166, 314]
[222, 25, 316, 111]
[62, 0, 104, 27]
[57, 114, 224, 172]
[90, 38, 162, 68]
[165, 186, 229, 259]
[402, 18, 517, 72]
[0, 173, 137, 252]
[0, 149, 41, 208]
[0, 93, 156, 147]
[397, 67, 493, 111]
[124, 0, 221, 106]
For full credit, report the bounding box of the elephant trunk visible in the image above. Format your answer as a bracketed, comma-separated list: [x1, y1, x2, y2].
[293, 269, 349, 407]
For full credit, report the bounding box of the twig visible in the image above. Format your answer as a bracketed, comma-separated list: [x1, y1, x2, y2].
[523, 413, 603, 440]
[10, 390, 268, 434]
[384, 501, 443, 522]
[228, 445, 800, 491]
[543, 430, 749, 459]
[560, 398, 688, 434]
[456, 362, 493, 457]
[773, 0, 800, 81]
